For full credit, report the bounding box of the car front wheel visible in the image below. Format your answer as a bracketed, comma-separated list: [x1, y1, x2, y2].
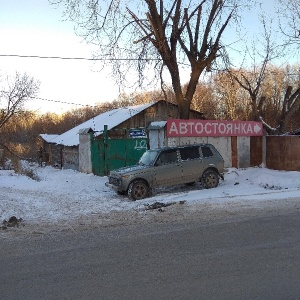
[128, 180, 150, 200]
[202, 170, 219, 189]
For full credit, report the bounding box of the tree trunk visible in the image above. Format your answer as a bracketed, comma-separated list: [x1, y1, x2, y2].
[176, 96, 190, 119]
[174, 63, 204, 119]
[165, 59, 191, 119]
[278, 87, 300, 133]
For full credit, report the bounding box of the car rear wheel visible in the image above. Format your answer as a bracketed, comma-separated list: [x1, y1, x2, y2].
[202, 170, 219, 189]
[128, 180, 150, 200]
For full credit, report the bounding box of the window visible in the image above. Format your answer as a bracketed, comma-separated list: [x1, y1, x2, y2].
[201, 146, 213, 158]
[180, 147, 200, 161]
[139, 150, 159, 166]
[155, 149, 178, 165]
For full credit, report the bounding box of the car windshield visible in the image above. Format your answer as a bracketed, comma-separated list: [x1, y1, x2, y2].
[139, 150, 159, 166]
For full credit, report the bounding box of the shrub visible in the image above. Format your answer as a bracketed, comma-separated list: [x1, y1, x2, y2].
[14, 159, 40, 181]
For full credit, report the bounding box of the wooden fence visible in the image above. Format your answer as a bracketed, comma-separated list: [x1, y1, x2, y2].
[266, 136, 300, 171]
[250, 135, 300, 171]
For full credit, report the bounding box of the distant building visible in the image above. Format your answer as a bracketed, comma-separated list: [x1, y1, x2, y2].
[39, 100, 204, 172]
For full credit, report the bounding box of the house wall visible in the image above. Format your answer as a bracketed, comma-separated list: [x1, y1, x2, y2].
[63, 146, 79, 171]
[39, 143, 61, 167]
[55, 101, 204, 172]
[49, 144, 63, 167]
[79, 132, 93, 173]
[115, 101, 204, 130]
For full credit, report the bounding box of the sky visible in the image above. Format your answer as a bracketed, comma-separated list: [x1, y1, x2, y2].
[0, 0, 120, 113]
[0, 164, 299, 230]
[0, 0, 296, 114]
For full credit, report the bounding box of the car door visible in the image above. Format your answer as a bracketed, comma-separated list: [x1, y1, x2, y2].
[153, 149, 182, 187]
[200, 145, 215, 165]
[179, 146, 203, 182]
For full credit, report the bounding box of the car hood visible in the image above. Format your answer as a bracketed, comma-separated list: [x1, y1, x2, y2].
[110, 164, 149, 176]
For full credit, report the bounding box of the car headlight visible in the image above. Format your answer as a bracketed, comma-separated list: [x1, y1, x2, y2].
[109, 176, 121, 186]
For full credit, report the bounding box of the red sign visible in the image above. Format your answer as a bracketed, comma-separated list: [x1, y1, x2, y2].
[166, 119, 263, 137]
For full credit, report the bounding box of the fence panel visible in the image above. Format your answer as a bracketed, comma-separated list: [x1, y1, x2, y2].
[250, 136, 263, 167]
[91, 137, 148, 176]
[266, 136, 300, 171]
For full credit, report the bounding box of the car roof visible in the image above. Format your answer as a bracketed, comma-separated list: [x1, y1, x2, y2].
[150, 144, 212, 151]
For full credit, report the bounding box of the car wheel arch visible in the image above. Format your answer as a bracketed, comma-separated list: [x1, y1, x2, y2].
[203, 166, 222, 178]
[128, 177, 150, 189]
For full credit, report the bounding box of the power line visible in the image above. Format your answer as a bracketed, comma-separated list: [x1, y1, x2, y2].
[0, 54, 160, 61]
[31, 96, 98, 108]
[1, 54, 297, 72]
[0, 92, 89, 107]
[31, 96, 131, 111]
[0, 53, 192, 66]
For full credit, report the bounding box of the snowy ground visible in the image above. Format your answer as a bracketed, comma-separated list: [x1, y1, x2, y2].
[0, 164, 299, 235]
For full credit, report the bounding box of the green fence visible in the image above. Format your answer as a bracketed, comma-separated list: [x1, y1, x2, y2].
[91, 127, 148, 176]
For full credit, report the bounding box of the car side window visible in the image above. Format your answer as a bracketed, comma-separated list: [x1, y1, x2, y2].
[180, 147, 200, 161]
[155, 149, 178, 165]
[201, 146, 213, 158]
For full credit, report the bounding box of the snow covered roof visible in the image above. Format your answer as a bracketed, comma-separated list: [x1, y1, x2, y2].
[148, 121, 167, 129]
[39, 134, 60, 143]
[52, 102, 157, 146]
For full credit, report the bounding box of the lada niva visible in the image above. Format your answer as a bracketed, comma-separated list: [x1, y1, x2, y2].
[106, 144, 224, 200]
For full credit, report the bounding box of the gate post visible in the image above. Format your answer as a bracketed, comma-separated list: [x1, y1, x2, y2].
[78, 128, 94, 173]
[103, 125, 108, 175]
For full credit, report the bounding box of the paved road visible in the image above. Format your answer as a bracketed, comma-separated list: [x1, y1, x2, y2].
[1, 208, 300, 300]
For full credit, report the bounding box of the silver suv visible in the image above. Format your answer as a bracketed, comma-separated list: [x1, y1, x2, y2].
[106, 144, 224, 200]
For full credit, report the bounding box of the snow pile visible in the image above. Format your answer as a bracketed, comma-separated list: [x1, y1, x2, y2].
[0, 165, 299, 226]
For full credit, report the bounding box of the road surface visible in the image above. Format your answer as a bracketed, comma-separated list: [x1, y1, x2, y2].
[1, 202, 300, 300]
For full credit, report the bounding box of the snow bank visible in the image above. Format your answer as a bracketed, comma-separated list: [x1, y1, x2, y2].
[0, 165, 299, 225]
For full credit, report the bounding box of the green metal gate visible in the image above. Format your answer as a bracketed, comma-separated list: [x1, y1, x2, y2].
[91, 127, 148, 176]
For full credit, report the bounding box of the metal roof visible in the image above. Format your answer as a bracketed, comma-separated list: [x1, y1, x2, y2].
[50, 102, 158, 146]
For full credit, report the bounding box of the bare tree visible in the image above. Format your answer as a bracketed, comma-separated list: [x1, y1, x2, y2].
[50, 0, 244, 118]
[0, 72, 40, 129]
[226, 16, 283, 122]
[277, 0, 300, 48]
[228, 66, 267, 122]
[228, 62, 300, 134]
[274, 86, 300, 134]
[211, 71, 250, 120]
[191, 81, 219, 120]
